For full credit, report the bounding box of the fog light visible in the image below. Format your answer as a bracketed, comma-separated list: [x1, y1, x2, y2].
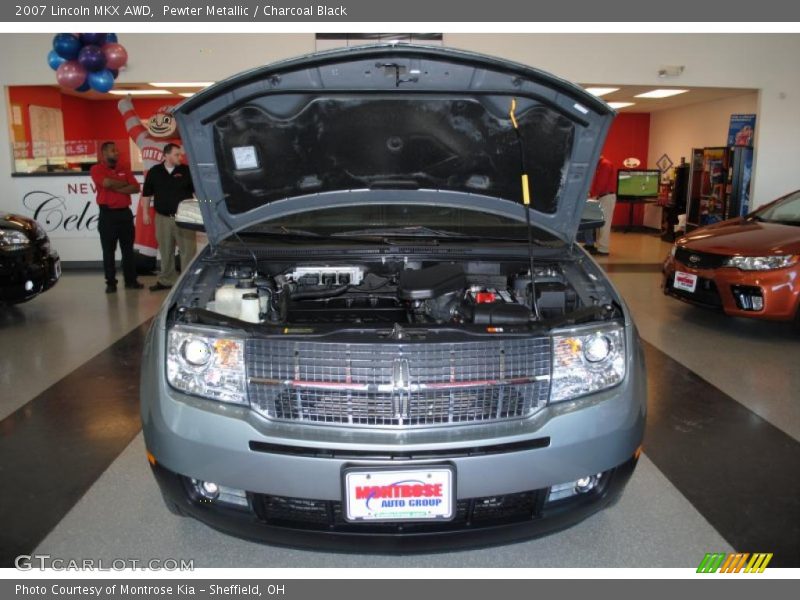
[24, 280, 34, 291]
[189, 478, 248, 507]
[547, 472, 605, 504]
[575, 473, 602, 494]
[192, 479, 220, 500]
[732, 285, 764, 311]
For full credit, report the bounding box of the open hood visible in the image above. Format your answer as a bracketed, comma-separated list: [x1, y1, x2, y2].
[175, 45, 615, 247]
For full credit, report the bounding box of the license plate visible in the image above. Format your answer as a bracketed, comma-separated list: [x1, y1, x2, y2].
[53, 259, 61, 280]
[343, 466, 455, 522]
[673, 270, 697, 293]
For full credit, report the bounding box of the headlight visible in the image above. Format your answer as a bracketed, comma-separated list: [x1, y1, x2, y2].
[0, 229, 31, 251]
[550, 325, 626, 403]
[723, 255, 798, 271]
[167, 326, 247, 405]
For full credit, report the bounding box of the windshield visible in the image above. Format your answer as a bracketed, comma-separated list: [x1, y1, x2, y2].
[244, 204, 563, 243]
[752, 190, 800, 225]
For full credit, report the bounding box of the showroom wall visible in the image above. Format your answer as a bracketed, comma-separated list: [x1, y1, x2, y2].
[9, 85, 168, 165]
[444, 34, 800, 207]
[647, 93, 759, 171]
[601, 113, 652, 226]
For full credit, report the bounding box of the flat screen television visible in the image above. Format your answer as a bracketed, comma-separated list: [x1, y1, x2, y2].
[617, 169, 661, 198]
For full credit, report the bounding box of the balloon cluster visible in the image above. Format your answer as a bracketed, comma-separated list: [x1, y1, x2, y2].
[48, 33, 128, 93]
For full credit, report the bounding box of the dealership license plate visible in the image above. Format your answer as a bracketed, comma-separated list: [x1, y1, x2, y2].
[343, 466, 455, 522]
[673, 270, 697, 293]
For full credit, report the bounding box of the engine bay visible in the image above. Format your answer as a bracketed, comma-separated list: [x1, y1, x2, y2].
[174, 255, 615, 329]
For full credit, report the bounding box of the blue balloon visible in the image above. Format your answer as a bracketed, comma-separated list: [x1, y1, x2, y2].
[80, 33, 107, 46]
[53, 33, 81, 60]
[47, 49, 66, 70]
[75, 81, 91, 92]
[87, 69, 115, 93]
[105, 33, 118, 44]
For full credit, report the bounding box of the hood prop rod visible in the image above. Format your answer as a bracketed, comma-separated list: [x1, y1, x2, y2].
[509, 97, 541, 320]
[213, 197, 259, 274]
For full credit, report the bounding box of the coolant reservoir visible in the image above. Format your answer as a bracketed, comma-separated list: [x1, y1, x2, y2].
[240, 293, 261, 323]
[214, 284, 239, 317]
[214, 279, 258, 318]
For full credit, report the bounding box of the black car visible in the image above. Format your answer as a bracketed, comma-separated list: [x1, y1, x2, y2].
[0, 213, 60, 304]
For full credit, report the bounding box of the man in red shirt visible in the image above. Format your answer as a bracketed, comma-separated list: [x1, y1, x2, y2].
[90, 142, 143, 293]
[585, 154, 616, 256]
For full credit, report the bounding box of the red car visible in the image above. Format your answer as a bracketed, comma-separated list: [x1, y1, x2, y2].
[663, 190, 800, 322]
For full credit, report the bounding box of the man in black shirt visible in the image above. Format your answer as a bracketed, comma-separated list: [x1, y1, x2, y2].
[141, 144, 196, 291]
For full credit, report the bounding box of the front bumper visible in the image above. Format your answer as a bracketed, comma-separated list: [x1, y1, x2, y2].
[0, 244, 60, 304]
[663, 256, 800, 321]
[150, 453, 638, 552]
[141, 312, 646, 549]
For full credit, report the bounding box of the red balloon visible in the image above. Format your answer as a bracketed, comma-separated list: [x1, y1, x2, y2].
[56, 60, 87, 90]
[102, 43, 128, 70]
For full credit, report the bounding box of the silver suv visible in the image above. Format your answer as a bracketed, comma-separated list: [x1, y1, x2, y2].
[141, 45, 646, 551]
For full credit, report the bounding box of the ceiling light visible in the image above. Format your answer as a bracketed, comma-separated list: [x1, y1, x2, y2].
[108, 89, 172, 96]
[149, 82, 214, 88]
[608, 102, 635, 109]
[584, 87, 620, 97]
[635, 89, 689, 99]
[179, 92, 194, 98]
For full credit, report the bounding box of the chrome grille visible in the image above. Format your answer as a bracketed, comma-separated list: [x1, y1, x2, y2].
[246, 338, 551, 428]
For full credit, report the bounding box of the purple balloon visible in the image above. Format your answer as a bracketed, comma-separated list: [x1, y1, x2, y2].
[56, 61, 87, 90]
[87, 69, 115, 93]
[78, 45, 107, 72]
[79, 33, 107, 46]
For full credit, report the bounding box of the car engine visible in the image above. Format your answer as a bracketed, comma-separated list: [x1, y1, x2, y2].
[177, 259, 591, 327]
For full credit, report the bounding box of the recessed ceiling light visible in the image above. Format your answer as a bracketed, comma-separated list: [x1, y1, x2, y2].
[179, 92, 194, 98]
[108, 90, 172, 95]
[635, 89, 689, 99]
[584, 87, 620, 97]
[608, 102, 635, 109]
[149, 82, 214, 88]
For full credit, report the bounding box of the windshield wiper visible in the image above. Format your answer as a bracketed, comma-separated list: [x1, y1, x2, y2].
[244, 225, 328, 238]
[333, 226, 470, 239]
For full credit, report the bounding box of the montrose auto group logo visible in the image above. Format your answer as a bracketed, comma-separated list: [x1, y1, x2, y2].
[356, 479, 445, 512]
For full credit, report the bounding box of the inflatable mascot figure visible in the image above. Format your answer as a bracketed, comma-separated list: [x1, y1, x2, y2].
[117, 96, 181, 272]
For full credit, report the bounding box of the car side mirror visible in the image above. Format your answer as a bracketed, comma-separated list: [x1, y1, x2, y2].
[175, 199, 205, 231]
[578, 199, 605, 231]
